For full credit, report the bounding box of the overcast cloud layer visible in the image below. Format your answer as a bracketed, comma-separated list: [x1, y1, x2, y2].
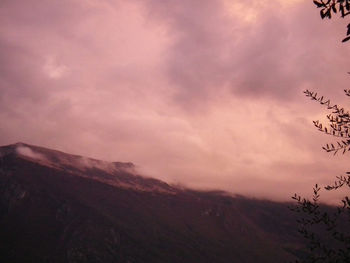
[1, 0, 350, 202]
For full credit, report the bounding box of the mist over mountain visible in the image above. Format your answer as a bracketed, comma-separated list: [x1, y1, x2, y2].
[0, 142, 309, 262]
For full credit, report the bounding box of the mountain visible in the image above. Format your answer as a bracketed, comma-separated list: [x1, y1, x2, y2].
[0, 142, 307, 263]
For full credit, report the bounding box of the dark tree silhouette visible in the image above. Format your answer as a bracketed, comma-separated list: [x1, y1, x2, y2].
[290, 2, 350, 262]
[291, 90, 350, 262]
[313, 0, 350, 42]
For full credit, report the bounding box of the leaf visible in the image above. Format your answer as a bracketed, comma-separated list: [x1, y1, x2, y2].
[327, 9, 332, 19]
[342, 36, 350, 42]
[340, 4, 345, 16]
[313, 0, 324, 8]
[332, 4, 337, 13]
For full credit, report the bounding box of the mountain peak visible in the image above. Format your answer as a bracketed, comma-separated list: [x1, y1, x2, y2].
[0, 142, 304, 263]
[1, 142, 135, 169]
[0, 142, 175, 194]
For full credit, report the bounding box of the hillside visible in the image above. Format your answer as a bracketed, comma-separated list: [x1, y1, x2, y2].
[0, 143, 306, 262]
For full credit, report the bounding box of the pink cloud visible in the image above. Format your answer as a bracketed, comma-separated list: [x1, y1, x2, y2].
[1, 0, 350, 203]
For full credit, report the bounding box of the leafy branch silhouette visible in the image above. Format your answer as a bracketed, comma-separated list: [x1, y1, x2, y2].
[313, 0, 350, 42]
[304, 89, 350, 155]
[291, 90, 350, 262]
[289, 2, 350, 262]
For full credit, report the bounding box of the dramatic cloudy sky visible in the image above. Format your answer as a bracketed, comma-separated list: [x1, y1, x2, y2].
[1, 0, 350, 202]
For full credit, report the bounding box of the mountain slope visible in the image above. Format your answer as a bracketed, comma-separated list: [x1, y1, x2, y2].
[0, 142, 174, 194]
[0, 143, 306, 263]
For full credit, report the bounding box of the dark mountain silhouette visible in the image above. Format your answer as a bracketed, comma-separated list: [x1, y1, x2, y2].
[0, 142, 307, 263]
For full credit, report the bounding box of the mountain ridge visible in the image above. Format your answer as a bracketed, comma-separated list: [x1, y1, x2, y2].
[0, 142, 175, 194]
[0, 142, 308, 262]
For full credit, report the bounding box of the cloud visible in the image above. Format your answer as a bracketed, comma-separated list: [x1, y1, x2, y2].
[16, 146, 46, 161]
[43, 56, 68, 79]
[1, 0, 350, 202]
[139, 0, 350, 107]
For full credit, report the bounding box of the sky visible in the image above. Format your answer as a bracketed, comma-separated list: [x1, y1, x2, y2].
[1, 0, 350, 202]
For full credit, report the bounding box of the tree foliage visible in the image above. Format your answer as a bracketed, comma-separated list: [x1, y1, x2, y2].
[313, 0, 350, 42]
[291, 90, 350, 262]
[304, 89, 350, 154]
